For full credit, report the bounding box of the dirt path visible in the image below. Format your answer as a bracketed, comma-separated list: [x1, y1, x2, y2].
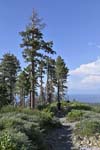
[46, 117, 77, 150]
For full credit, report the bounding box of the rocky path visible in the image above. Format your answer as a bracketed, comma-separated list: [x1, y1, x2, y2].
[46, 117, 77, 150]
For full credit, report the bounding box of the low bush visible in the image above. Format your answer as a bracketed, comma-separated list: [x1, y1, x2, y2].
[92, 105, 100, 113]
[67, 109, 83, 122]
[75, 120, 100, 137]
[39, 110, 61, 129]
[37, 104, 48, 110]
[0, 105, 17, 113]
[0, 131, 16, 150]
[0, 106, 61, 149]
[70, 102, 92, 111]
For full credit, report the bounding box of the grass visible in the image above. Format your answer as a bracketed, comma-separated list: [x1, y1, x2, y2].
[67, 109, 84, 122]
[75, 120, 100, 137]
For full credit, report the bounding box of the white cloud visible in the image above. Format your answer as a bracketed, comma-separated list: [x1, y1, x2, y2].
[81, 75, 100, 85]
[69, 58, 100, 93]
[70, 58, 100, 76]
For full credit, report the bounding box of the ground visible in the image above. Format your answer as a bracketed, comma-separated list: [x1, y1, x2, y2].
[46, 116, 77, 150]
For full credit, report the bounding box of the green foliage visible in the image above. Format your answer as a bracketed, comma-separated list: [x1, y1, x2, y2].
[16, 68, 30, 107]
[55, 56, 69, 103]
[0, 105, 39, 116]
[75, 120, 100, 137]
[70, 102, 92, 111]
[67, 109, 83, 122]
[92, 105, 100, 113]
[39, 110, 60, 129]
[0, 53, 20, 104]
[0, 84, 9, 107]
[43, 102, 58, 116]
[0, 131, 16, 150]
[37, 104, 48, 110]
[20, 10, 55, 108]
[0, 105, 17, 113]
[46, 57, 56, 103]
[0, 106, 60, 149]
[61, 101, 70, 107]
[47, 105, 57, 115]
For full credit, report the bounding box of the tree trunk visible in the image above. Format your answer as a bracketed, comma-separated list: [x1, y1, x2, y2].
[20, 88, 25, 107]
[40, 71, 43, 104]
[46, 62, 50, 103]
[30, 61, 35, 109]
[57, 81, 61, 110]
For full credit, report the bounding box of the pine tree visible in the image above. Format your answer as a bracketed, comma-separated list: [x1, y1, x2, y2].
[16, 67, 30, 107]
[55, 56, 69, 110]
[38, 59, 46, 104]
[0, 84, 9, 107]
[46, 57, 56, 103]
[20, 10, 55, 109]
[0, 53, 20, 104]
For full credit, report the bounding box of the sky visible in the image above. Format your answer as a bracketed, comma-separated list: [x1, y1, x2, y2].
[0, 0, 100, 94]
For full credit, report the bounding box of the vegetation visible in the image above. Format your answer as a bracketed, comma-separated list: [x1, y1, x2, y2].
[0, 53, 20, 106]
[20, 9, 56, 109]
[67, 109, 83, 122]
[55, 56, 69, 110]
[75, 120, 100, 137]
[0, 105, 61, 150]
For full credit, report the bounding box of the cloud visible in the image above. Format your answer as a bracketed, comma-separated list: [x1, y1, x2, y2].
[69, 58, 100, 93]
[81, 75, 100, 85]
[70, 58, 100, 76]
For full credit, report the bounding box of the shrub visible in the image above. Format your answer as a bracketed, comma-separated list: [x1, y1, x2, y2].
[0, 105, 17, 113]
[92, 105, 100, 113]
[70, 102, 92, 111]
[61, 101, 70, 107]
[0, 131, 16, 150]
[0, 106, 61, 150]
[24, 125, 47, 150]
[71, 102, 92, 110]
[75, 120, 100, 137]
[39, 110, 61, 129]
[12, 131, 33, 150]
[67, 109, 83, 122]
[37, 104, 48, 110]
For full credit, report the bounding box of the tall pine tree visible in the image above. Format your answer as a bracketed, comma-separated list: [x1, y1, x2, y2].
[20, 10, 55, 109]
[55, 56, 69, 110]
[46, 57, 56, 103]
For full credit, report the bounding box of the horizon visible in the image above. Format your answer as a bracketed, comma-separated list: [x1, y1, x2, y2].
[0, 0, 100, 94]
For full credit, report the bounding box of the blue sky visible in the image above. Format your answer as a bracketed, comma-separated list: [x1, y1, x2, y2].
[0, 0, 100, 94]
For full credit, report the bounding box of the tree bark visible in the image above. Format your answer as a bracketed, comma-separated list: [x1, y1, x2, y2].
[30, 61, 35, 109]
[57, 81, 61, 110]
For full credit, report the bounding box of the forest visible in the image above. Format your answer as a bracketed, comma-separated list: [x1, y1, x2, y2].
[0, 9, 69, 110]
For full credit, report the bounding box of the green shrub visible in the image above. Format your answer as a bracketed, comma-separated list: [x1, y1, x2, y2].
[0, 105, 17, 113]
[67, 109, 83, 122]
[39, 110, 61, 129]
[12, 131, 33, 150]
[71, 102, 92, 111]
[0, 131, 16, 150]
[0, 105, 62, 150]
[75, 120, 100, 137]
[37, 104, 48, 110]
[92, 105, 100, 113]
[61, 101, 70, 107]
[24, 125, 47, 150]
